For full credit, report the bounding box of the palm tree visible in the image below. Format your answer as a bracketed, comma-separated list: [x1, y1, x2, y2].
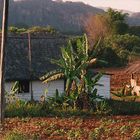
[41, 34, 100, 96]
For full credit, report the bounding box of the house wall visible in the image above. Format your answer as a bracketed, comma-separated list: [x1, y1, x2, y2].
[5, 80, 64, 101]
[95, 75, 111, 99]
[31, 80, 64, 100]
[5, 75, 110, 101]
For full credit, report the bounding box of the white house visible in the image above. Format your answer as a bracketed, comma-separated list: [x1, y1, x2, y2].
[5, 74, 111, 101]
[4, 34, 111, 101]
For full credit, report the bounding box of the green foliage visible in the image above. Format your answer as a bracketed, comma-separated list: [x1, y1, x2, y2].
[111, 86, 132, 97]
[41, 35, 106, 111]
[8, 26, 57, 34]
[4, 130, 39, 140]
[99, 47, 121, 67]
[105, 34, 140, 51]
[5, 100, 50, 117]
[5, 98, 140, 118]
[111, 20, 128, 35]
[46, 91, 68, 109]
[101, 34, 140, 66]
[67, 129, 82, 140]
[4, 131, 28, 140]
[132, 47, 140, 53]
[132, 128, 140, 140]
[120, 125, 131, 135]
[9, 26, 27, 33]
[106, 8, 128, 35]
[5, 81, 20, 103]
[107, 99, 140, 115]
[5, 100, 94, 118]
[118, 49, 130, 65]
[95, 100, 112, 115]
[129, 26, 140, 37]
[85, 8, 140, 67]
[88, 125, 105, 140]
[41, 69, 64, 83]
[28, 26, 57, 34]
[41, 34, 102, 98]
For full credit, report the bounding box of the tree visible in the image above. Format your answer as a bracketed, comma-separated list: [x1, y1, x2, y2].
[107, 8, 128, 35]
[0, 0, 9, 125]
[84, 14, 109, 45]
[41, 35, 103, 109]
[84, 8, 128, 44]
[129, 26, 140, 37]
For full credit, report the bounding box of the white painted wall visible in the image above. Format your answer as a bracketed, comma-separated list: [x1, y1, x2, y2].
[5, 80, 64, 101]
[5, 81, 15, 93]
[95, 75, 111, 99]
[5, 75, 110, 101]
[32, 80, 64, 100]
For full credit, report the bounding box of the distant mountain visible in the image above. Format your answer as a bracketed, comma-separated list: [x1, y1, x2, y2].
[99, 7, 140, 26]
[0, 0, 104, 34]
[0, 0, 140, 34]
[128, 12, 140, 26]
[0, 0, 3, 14]
[99, 7, 134, 15]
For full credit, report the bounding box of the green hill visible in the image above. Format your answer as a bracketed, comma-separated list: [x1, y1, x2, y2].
[0, 0, 103, 34]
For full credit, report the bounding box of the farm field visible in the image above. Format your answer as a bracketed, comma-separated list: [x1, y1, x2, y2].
[0, 1, 140, 140]
[1, 116, 140, 140]
[105, 60, 140, 91]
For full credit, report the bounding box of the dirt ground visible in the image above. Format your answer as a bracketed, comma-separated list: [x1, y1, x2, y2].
[1, 116, 140, 140]
[1, 61, 140, 140]
[99, 60, 140, 91]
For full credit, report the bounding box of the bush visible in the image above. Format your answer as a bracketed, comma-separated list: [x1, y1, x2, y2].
[6, 97, 140, 118]
[132, 47, 140, 53]
[8, 26, 57, 34]
[100, 47, 121, 67]
[107, 99, 140, 115]
[95, 100, 112, 115]
[5, 100, 93, 118]
[5, 100, 50, 117]
[28, 26, 57, 34]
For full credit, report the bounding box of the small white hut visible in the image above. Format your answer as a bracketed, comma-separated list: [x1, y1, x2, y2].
[4, 34, 111, 101]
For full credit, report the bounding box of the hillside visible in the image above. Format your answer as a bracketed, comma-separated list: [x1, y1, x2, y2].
[0, 0, 140, 34]
[0, 0, 104, 34]
[128, 13, 140, 26]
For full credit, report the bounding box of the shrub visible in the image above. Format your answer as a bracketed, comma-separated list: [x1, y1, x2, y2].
[107, 99, 140, 115]
[95, 100, 112, 115]
[5, 100, 50, 117]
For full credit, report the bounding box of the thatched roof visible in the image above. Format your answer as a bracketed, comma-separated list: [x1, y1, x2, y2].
[1, 33, 69, 81]
[125, 61, 140, 74]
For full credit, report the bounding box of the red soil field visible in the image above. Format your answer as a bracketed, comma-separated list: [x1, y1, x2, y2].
[1, 116, 140, 140]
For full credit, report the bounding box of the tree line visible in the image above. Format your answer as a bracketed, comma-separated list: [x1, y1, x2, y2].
[85, 8, 140, 67]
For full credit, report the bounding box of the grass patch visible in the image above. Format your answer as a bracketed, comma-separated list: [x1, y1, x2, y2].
[107, 99, 140, 115]
[5, 98, 140, 118]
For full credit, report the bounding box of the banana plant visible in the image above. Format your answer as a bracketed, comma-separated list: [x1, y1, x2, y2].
[41, 34, 102, 96]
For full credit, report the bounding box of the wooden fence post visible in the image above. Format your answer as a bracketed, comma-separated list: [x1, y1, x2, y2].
[0, 0, 9, 125]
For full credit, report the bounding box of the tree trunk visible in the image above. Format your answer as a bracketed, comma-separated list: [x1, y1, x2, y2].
[0, 0, 9, 125]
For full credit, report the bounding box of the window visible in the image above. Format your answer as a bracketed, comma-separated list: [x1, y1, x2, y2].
[18, 80, 30, 93]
